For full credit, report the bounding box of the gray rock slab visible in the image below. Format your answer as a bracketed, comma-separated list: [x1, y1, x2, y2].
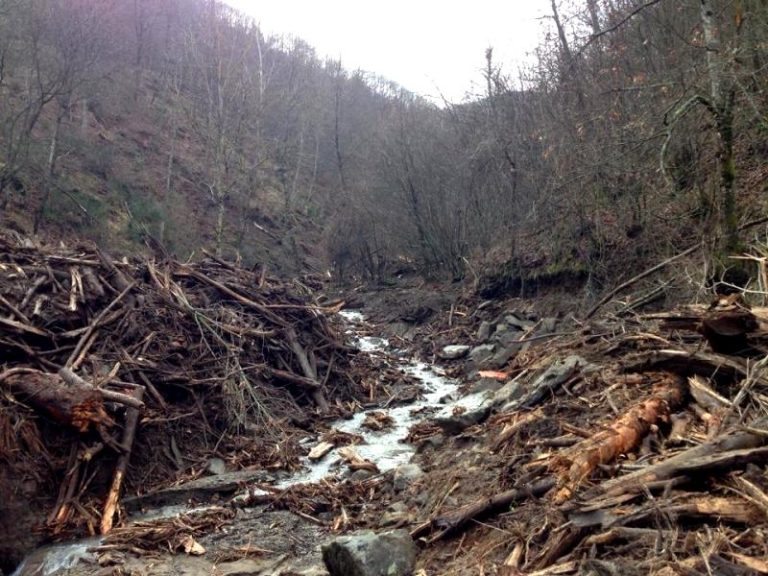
[470, 377, 504, 395]
[322, 529, 417, 576]
[492, 379, 525, 407]
[503, 355, 588, 411]
[468, 344, 496, 366]
[439, 344, 471, 360]
[434, 392, 493, 434]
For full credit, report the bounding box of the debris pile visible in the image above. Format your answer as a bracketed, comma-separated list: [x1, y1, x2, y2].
[0, 231, 362, 547]
[407, 296, 768, 574]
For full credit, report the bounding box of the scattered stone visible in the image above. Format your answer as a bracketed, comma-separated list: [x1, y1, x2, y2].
[206, 458, 227, 476]
[492, 325, 524, 346]
[439, 344, 471, 360]
[539, 317, 558, 333]
[485, 344, 521, 369]
[322, 529, 417, 576]
[392, 463, 424, 492]
[468, 344, 496, 367]
[504, 313, 535, 330]
[380, 502, 410, 527]
[476, 321, 492, 342]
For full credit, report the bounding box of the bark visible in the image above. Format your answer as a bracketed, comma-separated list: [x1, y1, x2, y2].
[1, 370, 114, 432]
[412, 478, 556, 542]
[595, 428, 768, 498]
[101, 386, 145, 534]
[551, 372, 686, 503]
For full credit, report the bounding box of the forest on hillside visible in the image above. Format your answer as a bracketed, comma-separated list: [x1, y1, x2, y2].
[0, 0, 767, 298]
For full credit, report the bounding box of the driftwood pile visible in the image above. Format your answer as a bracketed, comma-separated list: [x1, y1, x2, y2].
[0, 232, 358, 537]
[410, 296, 768, 574]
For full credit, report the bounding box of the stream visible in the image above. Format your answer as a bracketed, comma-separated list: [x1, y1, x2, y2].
[12, 311, 464, 576]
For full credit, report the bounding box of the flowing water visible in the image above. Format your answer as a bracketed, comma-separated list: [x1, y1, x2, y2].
[13, 310, 462, 575]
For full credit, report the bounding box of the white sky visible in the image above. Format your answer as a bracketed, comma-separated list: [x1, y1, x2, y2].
[223, 1, 551, 102]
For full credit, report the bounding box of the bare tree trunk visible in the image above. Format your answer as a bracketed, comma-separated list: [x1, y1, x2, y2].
[333, 62, 347, 192]
[215, 199, 225, 257]
[700, 0, 739, 253]
[34, 100, 67, 233]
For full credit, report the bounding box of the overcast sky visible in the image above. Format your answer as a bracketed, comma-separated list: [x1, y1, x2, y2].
[223, 1, 551, 102]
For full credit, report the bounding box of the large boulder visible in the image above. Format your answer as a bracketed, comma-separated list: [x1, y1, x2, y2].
[322, 529, 417, 576]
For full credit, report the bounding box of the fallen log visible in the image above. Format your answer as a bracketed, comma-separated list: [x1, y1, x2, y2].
[101, 385, 145, 534]
[590, 426, 768, 499]
[411, 477, 556, 543]
[1, 369, 115, 432]
[550, 372, 685, 503]
[622, 349, 768, 386]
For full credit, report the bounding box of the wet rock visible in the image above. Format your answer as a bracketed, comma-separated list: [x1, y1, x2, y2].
[393, 463, 423, 492]
[206, 458, 227, 475]
[434, 392, 493, 434]
[322, 529, 417, 576]
[476, 320, 492, 342]
[439, 344, 471, 360]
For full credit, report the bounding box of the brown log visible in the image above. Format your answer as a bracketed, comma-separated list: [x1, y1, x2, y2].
[622, 349, 768, 386]
[550, 372, 686, 503]
[412, 477, 556, 543]
[101, 386, 145, 534]
[2, 370, 113, 432]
